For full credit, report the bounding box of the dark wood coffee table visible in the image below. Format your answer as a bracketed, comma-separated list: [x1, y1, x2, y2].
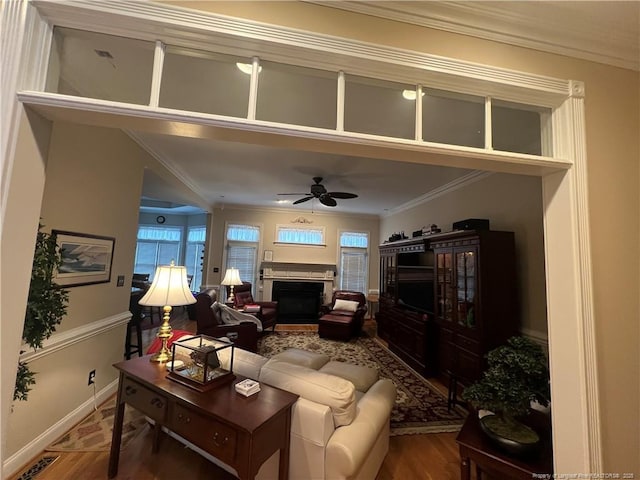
[108, 355, 298, 479]
[456, 413, 553, 480]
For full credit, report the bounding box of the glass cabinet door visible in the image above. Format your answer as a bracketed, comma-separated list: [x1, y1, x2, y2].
[455, 248, 477, 328]
[380, 253, 396, 299]
[435, 251, 454, 322]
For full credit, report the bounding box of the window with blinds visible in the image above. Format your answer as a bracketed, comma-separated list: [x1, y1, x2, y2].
[339, 231, 369, 292]
[134, 226, 182, 280]
[226, 224, 260, 287]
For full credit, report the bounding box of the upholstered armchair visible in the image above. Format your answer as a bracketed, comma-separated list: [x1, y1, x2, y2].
[232, 282, 278, 332]
[193, 288, 258, 352]
[318, 290, 368, 341]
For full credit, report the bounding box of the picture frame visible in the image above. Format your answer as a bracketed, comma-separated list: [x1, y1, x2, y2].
[52, 230, 115, 287]
[263, 250, 273, 262]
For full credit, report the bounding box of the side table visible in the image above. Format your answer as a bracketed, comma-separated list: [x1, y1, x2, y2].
[456, 413, 553, 480]
[108, 355, 298, 479]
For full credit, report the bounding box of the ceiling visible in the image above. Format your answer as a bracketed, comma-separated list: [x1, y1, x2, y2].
[49, 1, 639, 217]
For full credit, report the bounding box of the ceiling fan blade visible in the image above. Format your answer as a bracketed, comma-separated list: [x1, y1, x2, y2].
[278, 193, 308, 196]
[319, 194, 337, 207]
[293, 196, 313, 205]
[328, 192, 358, 199]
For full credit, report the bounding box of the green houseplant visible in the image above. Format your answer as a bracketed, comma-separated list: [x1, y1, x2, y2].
[462, 336, 550, 453]
[14, 224, 69, 402]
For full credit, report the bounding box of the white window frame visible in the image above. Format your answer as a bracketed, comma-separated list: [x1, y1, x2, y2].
[274, 224, 326, 246]
[222, 222, 262, 290]
[338, 230, 369, 293]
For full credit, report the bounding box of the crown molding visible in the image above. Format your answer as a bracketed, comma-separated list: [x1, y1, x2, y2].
[309, 1, 639, 72]
[383, 170, 493, 217]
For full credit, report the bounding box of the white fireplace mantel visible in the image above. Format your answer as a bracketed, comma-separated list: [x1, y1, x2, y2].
[260, 262, 336, 302]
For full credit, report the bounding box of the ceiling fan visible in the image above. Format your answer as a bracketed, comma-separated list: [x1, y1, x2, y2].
[278, 176, 358, 207]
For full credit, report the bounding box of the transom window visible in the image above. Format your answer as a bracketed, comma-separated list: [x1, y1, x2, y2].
[44, 26, 555, 159]
[275, 225, 325, 245]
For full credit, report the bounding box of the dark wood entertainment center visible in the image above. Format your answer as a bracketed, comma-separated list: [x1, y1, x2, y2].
[377, 229, 518, 390]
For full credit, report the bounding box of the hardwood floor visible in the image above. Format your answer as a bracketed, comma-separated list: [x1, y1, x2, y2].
[9, 314, 472, 480]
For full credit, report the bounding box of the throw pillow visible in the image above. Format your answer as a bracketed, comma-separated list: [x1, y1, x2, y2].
[333, 298, 359, 312]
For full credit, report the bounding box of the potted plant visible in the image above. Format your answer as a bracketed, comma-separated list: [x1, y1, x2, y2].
[462, 336, 550, 454]
[14, 224, 69, 402]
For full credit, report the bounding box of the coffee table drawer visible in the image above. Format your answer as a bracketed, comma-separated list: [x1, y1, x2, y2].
[170, 403, 237, 464]
[122, 377, 167, 422]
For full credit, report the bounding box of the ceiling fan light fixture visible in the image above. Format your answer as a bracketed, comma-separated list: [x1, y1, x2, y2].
[280, 177, 357, 207]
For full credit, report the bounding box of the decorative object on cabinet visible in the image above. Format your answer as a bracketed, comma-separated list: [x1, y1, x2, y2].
[52, 230, 115, 287]
[220, 267, 242, 303]
[168, 335, 236, 391]
[462, 336, 550, 455]
[452, 218, 489, 231]
[139, 261, 197, 363]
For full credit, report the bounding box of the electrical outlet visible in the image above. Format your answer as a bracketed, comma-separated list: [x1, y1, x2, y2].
[88, 370, 96, 386]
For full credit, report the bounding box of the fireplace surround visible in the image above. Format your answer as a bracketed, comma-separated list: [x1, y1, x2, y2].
[272, 281, 324, 323]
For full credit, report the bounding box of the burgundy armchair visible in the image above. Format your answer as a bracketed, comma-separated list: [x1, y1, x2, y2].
[232, 282, 277, 332]
[318, 290, 368, 341]
[193, 288, 258, 352]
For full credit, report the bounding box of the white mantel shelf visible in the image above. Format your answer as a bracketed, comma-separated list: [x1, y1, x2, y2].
[261, 262, 336, 280]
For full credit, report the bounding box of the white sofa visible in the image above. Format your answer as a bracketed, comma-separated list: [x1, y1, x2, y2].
[189, 345, 397, 480]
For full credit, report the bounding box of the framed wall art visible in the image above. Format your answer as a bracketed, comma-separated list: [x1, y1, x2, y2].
[52, 230, 115, 287]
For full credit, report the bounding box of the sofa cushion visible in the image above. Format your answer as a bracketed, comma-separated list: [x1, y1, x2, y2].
[272, 348, 330, 369]
[319, 361, 379, 393]
[217, 347, 269, 380]
[333, 298, 359, 312]
[259, 359, 356, 427]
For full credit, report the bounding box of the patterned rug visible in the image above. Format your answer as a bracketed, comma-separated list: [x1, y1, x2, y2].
[46, 397, 147, 452]
[258, 331, 467, 435]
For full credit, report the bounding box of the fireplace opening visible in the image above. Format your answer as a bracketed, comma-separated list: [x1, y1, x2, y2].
[272, 281, 324, 324]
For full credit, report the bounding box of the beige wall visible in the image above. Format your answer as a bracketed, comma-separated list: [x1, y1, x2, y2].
[381, 173, 546, 338]
[204, 206, 380, 300]
[170, 2, 640, 472]
[6, 121, 150, 457]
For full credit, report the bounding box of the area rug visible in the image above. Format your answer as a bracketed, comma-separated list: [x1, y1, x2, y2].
[258, 331, 467, 435]
[46, 397, 147, 452]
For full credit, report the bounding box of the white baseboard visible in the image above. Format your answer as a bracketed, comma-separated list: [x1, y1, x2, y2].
[3, 380, 119, 478]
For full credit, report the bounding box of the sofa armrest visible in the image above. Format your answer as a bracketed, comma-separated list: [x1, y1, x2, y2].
[325, 379, 396, 478]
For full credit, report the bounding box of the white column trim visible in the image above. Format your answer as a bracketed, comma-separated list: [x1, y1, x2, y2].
[149, 40, 165, 108]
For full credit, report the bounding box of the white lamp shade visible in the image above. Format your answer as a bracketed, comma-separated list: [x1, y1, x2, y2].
[220, 267, 242, 286]
[139, 264, 196, 307]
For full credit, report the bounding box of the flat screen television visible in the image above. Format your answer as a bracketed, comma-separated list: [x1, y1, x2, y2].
[397, 281, 434, 314]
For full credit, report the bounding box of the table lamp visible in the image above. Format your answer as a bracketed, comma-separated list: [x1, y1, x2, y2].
[139, 261, 196, 363]
[221, 267, 242, 303]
